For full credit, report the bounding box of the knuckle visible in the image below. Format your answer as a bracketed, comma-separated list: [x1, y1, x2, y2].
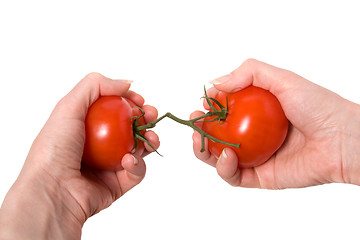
[85, 72, 104, 79]
[242, 58, 259, 67]
[83, 72, 106, 84]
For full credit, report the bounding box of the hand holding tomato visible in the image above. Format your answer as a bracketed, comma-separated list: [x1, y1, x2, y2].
[83, 95, 155, 171]
[202, 85, 288, 169]
[192, 59, 360, 189]
[0, 73, 159, 239]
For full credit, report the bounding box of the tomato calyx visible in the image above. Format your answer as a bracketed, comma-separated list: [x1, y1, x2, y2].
[201, 86, 228, 122]
[132, 106, 162, 156]
[135, 87, 240, 153]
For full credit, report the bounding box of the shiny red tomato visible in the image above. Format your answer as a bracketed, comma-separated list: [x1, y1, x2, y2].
[83, 96, 145, 171]
[203, 86, 288, 168]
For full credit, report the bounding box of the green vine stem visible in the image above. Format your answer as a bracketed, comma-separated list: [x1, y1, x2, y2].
[134, 87, 240, 153]
[136, 111, 240, 152]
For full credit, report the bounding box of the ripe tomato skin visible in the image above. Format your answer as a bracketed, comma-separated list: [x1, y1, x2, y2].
[203, 86, 288, 168]
[83, 96, 145, 171]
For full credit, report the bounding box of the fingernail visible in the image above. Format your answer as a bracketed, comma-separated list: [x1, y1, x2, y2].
[219, 149, 227, 164]
[210, 73, 232, 85]
[132, 155, 139, 165]
[115, 79, 134, 84]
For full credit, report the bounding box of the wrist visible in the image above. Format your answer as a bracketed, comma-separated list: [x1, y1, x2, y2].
[341, 101, 360, 186]
[0, 167, 84, 240]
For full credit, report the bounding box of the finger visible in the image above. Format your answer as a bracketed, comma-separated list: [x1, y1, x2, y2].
[143, 130, 160, 153]
[211, 59, 333, 135]
[203, 87, 219, 110]
[216, 148, 242, 186]
[124, 90, 145, 107]
[88, 167, 123, 201]
[238, 166, 269, 189]
[118, 154, 146, 195]
[190, 110, 217, 166]
[190, 110, 205, 128]
[54, 72, 132, 121]
[192, 131, 217, 167]
[142, 105, 158, 123]
[215, 148, 264, 188]
[138, 105, 159, 157]
[211, 58, 303, 96]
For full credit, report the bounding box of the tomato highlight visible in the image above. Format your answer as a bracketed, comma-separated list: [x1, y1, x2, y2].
[83, 86, 288, 171]
[83, 96, 145, 171]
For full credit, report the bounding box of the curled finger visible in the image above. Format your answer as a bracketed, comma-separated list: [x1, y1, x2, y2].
[118, 154, 147, 195]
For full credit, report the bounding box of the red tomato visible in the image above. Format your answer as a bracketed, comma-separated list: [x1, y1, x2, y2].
[83, 96, 145, 171]
[203, 86, 288, 168]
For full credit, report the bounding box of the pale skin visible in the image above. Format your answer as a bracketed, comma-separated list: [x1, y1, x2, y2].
[0, 73, 160, 240]
[192, 58, 360, 189]
[1, 60, 360, 239]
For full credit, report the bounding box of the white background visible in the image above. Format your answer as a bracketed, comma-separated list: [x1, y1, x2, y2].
[1, 1, 360, 239]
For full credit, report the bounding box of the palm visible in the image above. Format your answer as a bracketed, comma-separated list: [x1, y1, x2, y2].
[251, 124, 342, 189]
[43, 114, 147, 220]
[224, 82, 347, 189]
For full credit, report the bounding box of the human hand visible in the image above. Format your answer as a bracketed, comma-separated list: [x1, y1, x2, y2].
[0, 73, 159, 239]
[192, 59, 360, 189]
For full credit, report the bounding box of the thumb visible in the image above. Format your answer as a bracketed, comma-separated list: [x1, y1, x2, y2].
[210, 59, 338, 136]
[211, 58, 303, 97]
[52, 72, 133, 121]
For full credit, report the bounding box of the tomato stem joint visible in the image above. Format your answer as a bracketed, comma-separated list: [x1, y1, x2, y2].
[133, 87, 240, 155]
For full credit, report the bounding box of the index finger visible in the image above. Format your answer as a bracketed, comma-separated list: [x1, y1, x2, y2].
[211, 58, 305, 97]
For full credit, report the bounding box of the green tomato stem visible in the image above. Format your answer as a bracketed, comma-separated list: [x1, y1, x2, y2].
[134, 87, 240, 154]
[136, 111, 240, 152]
